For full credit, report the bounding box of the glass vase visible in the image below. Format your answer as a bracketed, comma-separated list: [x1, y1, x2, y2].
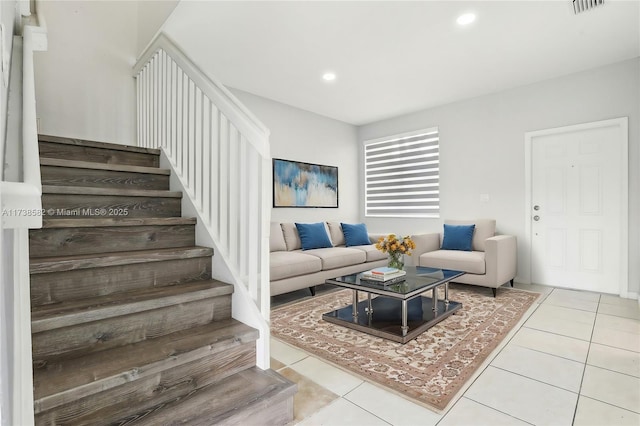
[388, 251, 404, 270]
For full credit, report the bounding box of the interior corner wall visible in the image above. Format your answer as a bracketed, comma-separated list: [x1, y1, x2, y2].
[358, 58, 640, 295]
[135, 0, 179, 56]
[229, 88, 360, 224]
[33, 1, 138, 145]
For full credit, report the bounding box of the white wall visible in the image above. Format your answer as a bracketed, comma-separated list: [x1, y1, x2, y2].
[33, 1, 138, 145]
[230, 88, 360, 224]
[359, 58, 640, 295]
[136, 0, 179, 56]
[32, 1, 180, 146]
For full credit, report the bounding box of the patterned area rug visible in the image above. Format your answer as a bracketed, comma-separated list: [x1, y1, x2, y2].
[271, 285, 540, 411]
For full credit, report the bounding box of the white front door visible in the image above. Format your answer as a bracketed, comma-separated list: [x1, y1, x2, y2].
[528, 118, 627, 294]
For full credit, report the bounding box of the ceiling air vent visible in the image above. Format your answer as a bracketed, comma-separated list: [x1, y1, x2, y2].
[573, 0, 604, 14]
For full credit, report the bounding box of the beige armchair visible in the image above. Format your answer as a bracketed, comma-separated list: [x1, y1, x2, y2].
[412, 219, 516, 297]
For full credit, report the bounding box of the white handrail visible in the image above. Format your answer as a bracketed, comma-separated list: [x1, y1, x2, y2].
[1, 15, 47, 229]
[133, 34, 269, 156]
[0, 3, 47, 425]
[21, 25, 46, 188]
[133, 34, 272, 368]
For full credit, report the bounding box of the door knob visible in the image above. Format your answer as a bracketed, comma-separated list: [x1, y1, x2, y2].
[533, 215, 540, 221]
[533, 205, 540, 211]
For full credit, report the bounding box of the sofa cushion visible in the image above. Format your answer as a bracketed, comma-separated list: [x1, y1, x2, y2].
[305, 247, 367, 270]
[351, 244, 387, 262]
[270, 222, 287, 252]
[445, 219, 496, 252]
[270, 251, 322, 281]
[341, 223, 371, 247]
[282, 222, 335, 250]
[327, 222, 346, 246]
[420, 250, 486, 274]
[281, 223, 302, 251]
[295, 222, 333, 250]
[441, 224, 475, 251]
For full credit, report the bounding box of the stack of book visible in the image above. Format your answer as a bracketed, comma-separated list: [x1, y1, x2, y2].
[361, 267, 407, 283]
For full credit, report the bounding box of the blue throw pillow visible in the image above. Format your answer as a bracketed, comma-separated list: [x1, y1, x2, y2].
[341, 223, 371, 246]
[441, 224, 475, 251]
[295, 222, 333, 250]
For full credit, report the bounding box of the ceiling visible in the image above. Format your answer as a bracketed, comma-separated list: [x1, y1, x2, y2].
[163, 1, 640, 125]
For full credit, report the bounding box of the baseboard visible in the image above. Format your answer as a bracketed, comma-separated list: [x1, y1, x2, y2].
[513, 275, 529, 284]
[619, 291, 639, 303]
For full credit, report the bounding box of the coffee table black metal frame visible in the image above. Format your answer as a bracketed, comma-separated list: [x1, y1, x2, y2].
[323, 267, 464, 344]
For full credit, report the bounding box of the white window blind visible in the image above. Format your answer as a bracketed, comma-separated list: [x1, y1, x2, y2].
[364, 127, 439, 218]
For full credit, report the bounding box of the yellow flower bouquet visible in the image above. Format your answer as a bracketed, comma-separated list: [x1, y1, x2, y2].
[375, 234, 416, 270]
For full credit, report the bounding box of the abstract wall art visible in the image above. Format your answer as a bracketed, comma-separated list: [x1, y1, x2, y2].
[273, 158, 338, 208]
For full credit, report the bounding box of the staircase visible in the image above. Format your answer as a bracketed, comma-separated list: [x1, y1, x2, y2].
[29, 135, 295, 425]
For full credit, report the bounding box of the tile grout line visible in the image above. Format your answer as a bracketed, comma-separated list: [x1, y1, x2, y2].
[584, 362, 640, 381]
[543, 304, 599, 314]
[577, 394, 640, 416]
[489, 365, 582, 394]
[595, 310, 640, 321]
[508, 341, 588, 365]
[457, 396, 536, 426]
[587, 341, 640, 355]
[521, 324, 592, 342]
[571, 293, 600, 425]
[341, 383, 395, 426]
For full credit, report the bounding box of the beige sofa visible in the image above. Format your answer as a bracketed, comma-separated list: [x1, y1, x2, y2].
[412, 219, 517, 297]
[270, 222, 388, 296]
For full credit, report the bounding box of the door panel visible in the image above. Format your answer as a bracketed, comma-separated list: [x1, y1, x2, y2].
[531, 123, 623, 294]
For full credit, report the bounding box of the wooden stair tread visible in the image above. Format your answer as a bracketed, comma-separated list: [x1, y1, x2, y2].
[119, 367, 296, 425]
[39, 135, 161, 155]
[31, 280, 232, 332]
[40, 157, 170, 175]
[41, 217, 197, 228]
[33, 319, 258, 410]
[30, 246, 214, 274]
[42, 185, 182, 198]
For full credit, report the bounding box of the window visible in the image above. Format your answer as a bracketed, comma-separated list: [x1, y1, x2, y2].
[364, 127, 439, 218]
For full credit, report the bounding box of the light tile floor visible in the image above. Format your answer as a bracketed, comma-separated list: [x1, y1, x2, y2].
[270, 284, 640, 426]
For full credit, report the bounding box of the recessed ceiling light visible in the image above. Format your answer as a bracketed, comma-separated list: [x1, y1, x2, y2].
[322, 72, 336, 81]
[456, 13, 476, 26]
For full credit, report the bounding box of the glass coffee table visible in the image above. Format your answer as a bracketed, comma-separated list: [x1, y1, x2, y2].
[323, 266, 464, 344]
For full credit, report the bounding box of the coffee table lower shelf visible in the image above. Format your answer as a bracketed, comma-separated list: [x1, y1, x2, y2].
[322, 295, 462, 344]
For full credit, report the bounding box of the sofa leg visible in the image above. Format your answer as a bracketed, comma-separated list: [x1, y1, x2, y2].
[309, 286, 316, 296]
[510, 279, 514, 287]
[492, 288, 497, 298]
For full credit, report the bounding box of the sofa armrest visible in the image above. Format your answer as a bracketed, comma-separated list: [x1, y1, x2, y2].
[411, 233, 441, 260]
[485, 235, 517, 284]
[368, 233, 386, 244]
